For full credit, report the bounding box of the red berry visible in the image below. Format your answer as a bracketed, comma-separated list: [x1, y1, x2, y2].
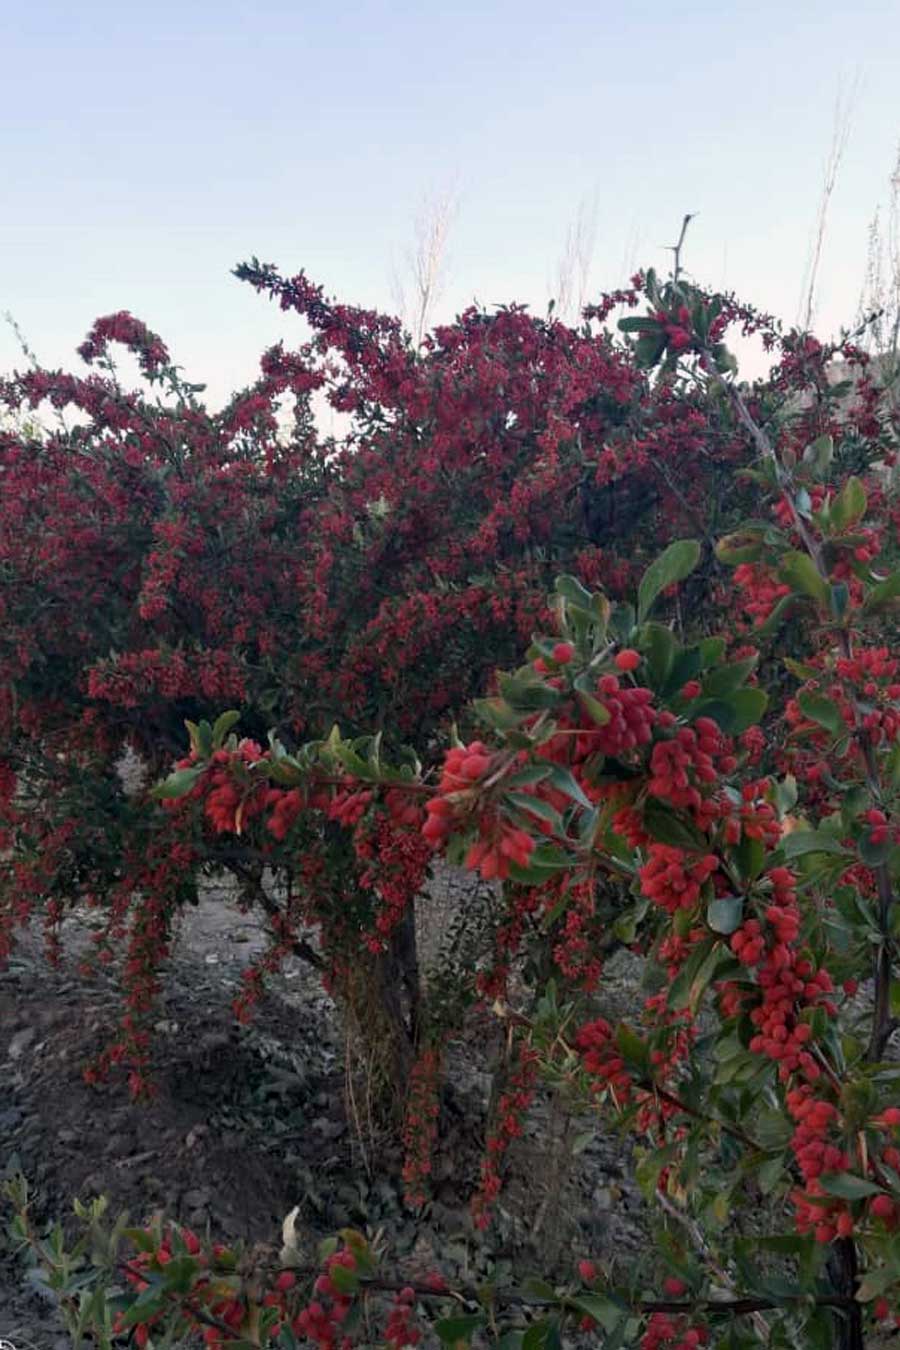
[663, 1277, 687, 1296]
[875, 1298, 890, 1320]
[552, 642, 575, 665]
[615, 649, 641, 672]
[276, 1271, 296, 1292]
[578, 1259, 597, 1283]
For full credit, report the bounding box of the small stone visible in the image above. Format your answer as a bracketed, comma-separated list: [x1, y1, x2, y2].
[0, 1106, 23, 1131]
[57, 1127, 79, 1145]
[313, 1118, 346, 1142]
[7, 1026, 36, 1060]
[204, 954, 219, 965]
[183, 1186, 211, 1209]
[591, 1185, 616, 1210]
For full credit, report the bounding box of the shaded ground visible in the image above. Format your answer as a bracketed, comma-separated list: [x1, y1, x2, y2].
[0, 885, 647, 1347]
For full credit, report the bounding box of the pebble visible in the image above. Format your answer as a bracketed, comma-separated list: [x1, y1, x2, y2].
[7, 1027, 36, 1060]
[183, 1186, 211, 1209]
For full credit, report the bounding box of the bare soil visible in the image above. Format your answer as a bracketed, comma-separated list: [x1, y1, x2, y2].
[0, 884, 646, 1347]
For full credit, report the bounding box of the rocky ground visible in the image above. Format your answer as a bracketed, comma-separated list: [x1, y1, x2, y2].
[0, 879, 648, 1348]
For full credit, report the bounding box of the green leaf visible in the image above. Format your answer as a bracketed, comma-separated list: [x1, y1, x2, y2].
[831, 476, 867, 529]
[568, 1295, 623, 1332]
[522, 1277, 558, 1301]
[688, 943, 730, 1015]
[697, 636, 727, 668]
[802, 434, 833, 476]
[473, 696, 527, 731]
[522, 1319, 554, 1350]
[498, 672, 561, 712]
[634, 333, 667, 369]
[576, 690, 611, 726]
[857, 1267, 900, 1301]
[505, 793, 560, 829]
[212, 710, 241, 748]
[554, 574, 594, 611]
[692, 688, 768, 734]
[637, 540, 701, 622]
[152, 766, 204, 800]
[774, 774, 798, 816]
[755, 592, 798, 636]
[755, 1110, 793, 1152]
[797, 692, 844, 736]
[643, 799, 707, 851]
[784, 657, 820, 681]
[818, 1173, 882, 1200]
[616, 1023, 649, 1069]
[435, 1315, 487, 1345]
[733, 833, 765, 882]
[782, 831, 851, 860]
[617, 315, 662, 333]
[707, 896, 744, 935]
[328, 1263, 359, 1295]
[715, 531, 764, 565]
[859, 832, 891, 867]
[543, 765, 593, 810]
[639, 621, 676, 689]
[757, 1155, 787, 1194]
[864, 571, 900, 615]
[702, 656, 758, 698]
[778, 552, 829, 609]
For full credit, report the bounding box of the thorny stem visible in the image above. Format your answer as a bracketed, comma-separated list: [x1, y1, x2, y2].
[491, 1001, 764, 1152]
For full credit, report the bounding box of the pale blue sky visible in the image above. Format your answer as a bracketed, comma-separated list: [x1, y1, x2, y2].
[2, 0, 900, 404]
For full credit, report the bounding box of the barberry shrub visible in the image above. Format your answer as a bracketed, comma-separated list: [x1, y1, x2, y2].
[0, 263, 761, 1100]
[5, 258, 900, 1346]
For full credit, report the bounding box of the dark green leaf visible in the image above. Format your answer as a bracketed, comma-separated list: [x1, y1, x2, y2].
[212, 710, 241, 748]
[643, 799, 707, 851]
[639, 621, 676, 689]
[802, 434, 833, 476]
[864, 571, 900, 615]
[435, 1315, 487, 1345]
[576, 690, 611, 726]
[797, 692, 844, 736]
[637, 540, 701, 622]
[152, 766, 204, 800]
[818, 1173, 882, 1200]
[554, 574, 594, 610]
[782, 831, 851, 860]
[831, 476, 867, 529]
[692, 688, 768, 734]
[707, 896, 744, 935]
[702, 657, 758, 698]
[778, 552, 829, 609]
